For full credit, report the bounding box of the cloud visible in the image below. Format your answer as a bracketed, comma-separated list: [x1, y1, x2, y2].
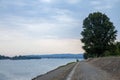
[0, 8, 81, 41]
[0, 0, 119, 56]
[0, 0, 83, 56]
[39, 0, 82, 4]
[0, 2, 83, 56]
[0, 0, 29, 9]
[66, 0, 81, 4]
[91, 1, 101, 5]
[40, 0, 53, 3]
[0, 39, 84, 56]
[90, 0, 119, 10]
[0, 29, 27, 42]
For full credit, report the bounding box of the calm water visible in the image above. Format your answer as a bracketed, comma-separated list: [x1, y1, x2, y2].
[0, 59, 80, 80]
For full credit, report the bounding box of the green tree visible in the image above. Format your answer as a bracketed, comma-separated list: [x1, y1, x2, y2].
[113, 42, 120, 56]
[81, 12, 117, 59]
[103, 42, 120, 56]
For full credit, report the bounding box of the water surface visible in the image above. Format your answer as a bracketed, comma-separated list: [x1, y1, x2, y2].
[0, 59, 80, 80]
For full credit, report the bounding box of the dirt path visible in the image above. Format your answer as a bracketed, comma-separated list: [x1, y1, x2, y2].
[66, 63, 79, 80]
[71, 61, 116, 80]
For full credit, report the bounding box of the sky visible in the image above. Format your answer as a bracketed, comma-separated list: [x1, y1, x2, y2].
[0, 0, 120, 56]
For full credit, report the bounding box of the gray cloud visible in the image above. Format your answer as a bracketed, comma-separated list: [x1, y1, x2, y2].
[0, 0, 119, 55]
[90, 0, 120, 10]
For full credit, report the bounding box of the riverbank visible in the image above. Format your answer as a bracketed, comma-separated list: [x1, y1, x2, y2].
[32, 62, 76, 80]
[32, 57, 120, 80]
[88, 57, 120, 80]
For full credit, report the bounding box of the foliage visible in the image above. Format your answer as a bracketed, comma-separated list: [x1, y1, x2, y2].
[114, 42, 120, 55]
[11, 55, 41, 60]
[104, 42, 120, 56]
[0, 55, 10, 59]
[81, 12, 117, 59]
[0, 55, 41, 60]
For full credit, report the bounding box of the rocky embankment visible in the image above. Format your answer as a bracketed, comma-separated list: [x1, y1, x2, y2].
[32, 57, 120, 80]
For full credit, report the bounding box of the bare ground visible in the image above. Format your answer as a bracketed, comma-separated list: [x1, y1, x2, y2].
[71, 61, 115, 80]
[88, 57, 120, 80]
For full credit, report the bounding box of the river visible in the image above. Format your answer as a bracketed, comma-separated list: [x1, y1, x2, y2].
[0, 59, 82, 80]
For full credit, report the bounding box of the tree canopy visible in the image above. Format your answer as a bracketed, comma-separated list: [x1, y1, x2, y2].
[81, 12, 117, 59]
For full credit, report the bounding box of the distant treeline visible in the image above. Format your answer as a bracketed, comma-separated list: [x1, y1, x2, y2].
[11, 56, 42, 60]
[0, 55, 41, 60]
[0, 54, 83, 60]
[0, 55, 10, 59]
